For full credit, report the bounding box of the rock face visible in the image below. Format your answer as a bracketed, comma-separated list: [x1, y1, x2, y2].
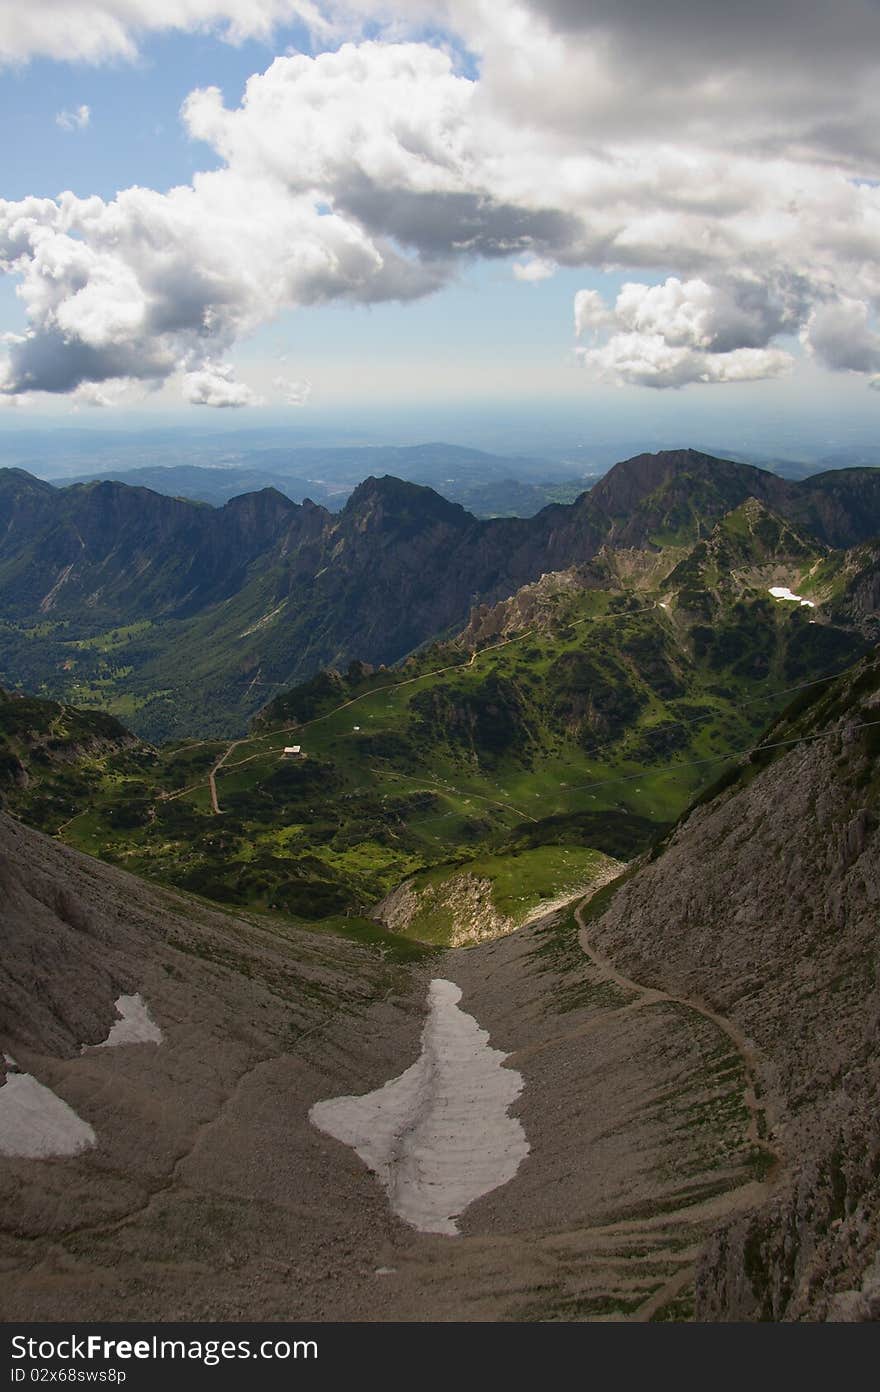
[0, 470, 312, 622]
[587, 647, 880, 1320]
[375, 874, 514, 947]
[460, 565, 613, 646]
[828, 542, 880, 641]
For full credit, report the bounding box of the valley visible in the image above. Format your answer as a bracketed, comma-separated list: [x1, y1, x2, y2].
[4, 0, 880, 1338]
[3, 641, 876, 1320]
[2, 461, 871, 944]
[1, 448, 879, 1323]
[0, 807, 779, 1322]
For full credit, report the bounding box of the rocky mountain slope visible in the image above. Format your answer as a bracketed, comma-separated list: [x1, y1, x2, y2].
[0, 810, 434, 1319]
[2, 638, 878, 1320]
[2, 450, 880, 740]
[0, 468, 314, 622]
[586, 647, 880, 1319]
[0, 809, 776, 1322]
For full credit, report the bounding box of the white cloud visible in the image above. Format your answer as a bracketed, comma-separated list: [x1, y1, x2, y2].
[577, 333, 793, 390]
[273, 375, 312, 405]
[182, 361, 259, 407]
[0, 147, 438, 402]
[1, 7, 880, 397]
[0, 3, 334, 65]
[574, 288, 613, 337]
[512, 256, 556, 282]
[70, 379, 131, 408]
[802, 297, 880, 374]
[55, 104, 90, 131]
[573, 275, 802, 386]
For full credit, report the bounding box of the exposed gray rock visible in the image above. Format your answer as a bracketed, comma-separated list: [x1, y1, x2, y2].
[588, 650, 880, 1319]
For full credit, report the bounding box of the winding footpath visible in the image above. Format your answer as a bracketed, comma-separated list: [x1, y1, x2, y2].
[574, 893, 781, 1166]
[572, 879, 785, 1320]
[207, 738, 246, 814]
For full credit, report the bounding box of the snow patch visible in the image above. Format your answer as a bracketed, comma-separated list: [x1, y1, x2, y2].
[93, 994, 162, 1048]
[769, 586, 815, 607]
[310, 978, 528, 1235]
[0, 1055, 96, 1159]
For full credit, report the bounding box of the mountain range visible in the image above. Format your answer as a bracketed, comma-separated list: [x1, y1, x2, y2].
[57, 441, 594, 518]
[2, 466, 874, 940]
[2, 448, 880, 741]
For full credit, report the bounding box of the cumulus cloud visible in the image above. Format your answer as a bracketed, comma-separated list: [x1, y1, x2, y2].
[182, 362, 259, 407]
[802, 297, 880, 374]
[2, 6, 880, 398]
[578, 335, 793, 390]
[574, 289, 613, 337]
[0, 43, 530, 403]
[0, 126, 441, 402]
[574, 276, 802, 388]
[55, 104, 90, 130]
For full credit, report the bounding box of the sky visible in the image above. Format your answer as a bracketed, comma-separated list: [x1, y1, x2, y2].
[0, 1, 879, 442]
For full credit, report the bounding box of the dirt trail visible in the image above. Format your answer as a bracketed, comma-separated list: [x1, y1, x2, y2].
[569, 880, 785, 1320]
[575, 893, 781, 1164]
[208, 738, 245, 814]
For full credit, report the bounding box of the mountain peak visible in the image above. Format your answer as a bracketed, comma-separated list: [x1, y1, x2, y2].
[222, 485, 301, 513]
[0, 466, 56, 490]
[591, 448, 775, 511]
[345, 474, 471, 525]
[584, 448, 792, 550]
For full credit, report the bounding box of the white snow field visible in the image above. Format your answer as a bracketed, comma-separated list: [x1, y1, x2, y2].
[310, 978, 529, 1235]
[0, 1056, 96, 1159]
[769, 586, 815, 607]
[93, 994, 162, 1048]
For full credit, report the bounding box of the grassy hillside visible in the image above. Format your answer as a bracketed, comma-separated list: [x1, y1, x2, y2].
[37, 539, 867, 942]
[0, 688, 144, 831]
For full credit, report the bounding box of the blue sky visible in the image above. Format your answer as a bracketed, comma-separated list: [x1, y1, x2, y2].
[0, 32, 301, 202]
[0, 30, 658, 425]
[1, 2, 879, 447]
[0, 21, 639, 409]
